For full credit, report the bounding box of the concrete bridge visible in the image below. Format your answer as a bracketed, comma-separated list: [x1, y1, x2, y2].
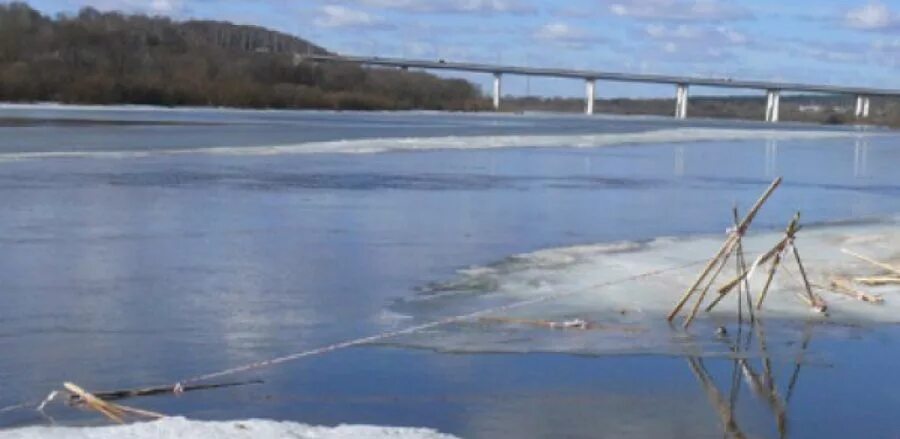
[304, 54, 900, 122]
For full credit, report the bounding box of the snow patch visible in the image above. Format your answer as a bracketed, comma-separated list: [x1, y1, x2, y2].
[0, 417, 459, 439]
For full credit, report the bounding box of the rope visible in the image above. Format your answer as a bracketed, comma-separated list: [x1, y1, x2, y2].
[0, 401, 35, 415]
[177, 257, 707, 386]
[35, 391, 57, 414]
[0, 391, 57, 417]
[2, 257, 707, 417]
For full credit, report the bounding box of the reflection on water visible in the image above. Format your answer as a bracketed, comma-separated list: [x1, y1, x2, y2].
[686, 320, 815, 439]
[765, 139, 779, 178]
[854, 138, 869, 178]
[669, 136, 880, 183]
[674, 146, 686, 177]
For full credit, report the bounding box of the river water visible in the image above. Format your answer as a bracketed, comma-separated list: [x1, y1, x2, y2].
[0, 105, 898, 438]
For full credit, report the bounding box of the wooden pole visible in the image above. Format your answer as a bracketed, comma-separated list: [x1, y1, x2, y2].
[756, 251, 784, 310]
[841, 249, 900, 276]
[74, 380, 264, 402]
[714, 232, 795, 301]
[667, 235, 737, 321]
[756, 214, 799, 310]
[668, 177, 782, 321]
[733, 207, 755, 324]
[738, 237, 755, 323]
[790, 243, 824, 309]
[829, 277, 884, 303]
[684, 248, 734, 328]
[64, 383, 125, 424]
[64, 382, 165, 424]
[854, 276, 900, 286]
[734, 208, 744, 325]
[733, 177, 784, 236]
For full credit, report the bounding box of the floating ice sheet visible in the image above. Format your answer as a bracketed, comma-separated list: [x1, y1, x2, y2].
[0, 127, 873, 161]
[389, 219, 900, 356]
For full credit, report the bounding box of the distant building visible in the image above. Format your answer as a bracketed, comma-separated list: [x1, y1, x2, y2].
[832, 106, 850, 114]
[798, 105, 823, 113]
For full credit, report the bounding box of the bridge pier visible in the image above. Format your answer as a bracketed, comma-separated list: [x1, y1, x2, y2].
[585, 79, 596, 115]
[855, 95, 870, 118]
[492, 73, 502, 111]
[675, 84, 689, 119]
[765, 89, 781, 122]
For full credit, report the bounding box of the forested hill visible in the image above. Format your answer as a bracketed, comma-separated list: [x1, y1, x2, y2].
[0, 2, 486, 110]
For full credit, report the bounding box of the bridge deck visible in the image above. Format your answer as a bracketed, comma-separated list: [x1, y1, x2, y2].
[305, 55, 900, 97]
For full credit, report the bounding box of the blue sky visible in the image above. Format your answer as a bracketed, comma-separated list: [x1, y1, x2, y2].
[20, 0, 900, 97]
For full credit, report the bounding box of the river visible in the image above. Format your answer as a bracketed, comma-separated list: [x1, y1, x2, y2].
[0, 105, 898, 438]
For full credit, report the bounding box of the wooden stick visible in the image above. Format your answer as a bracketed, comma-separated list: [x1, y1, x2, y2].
[854, 276, 900, 286]
[756, 215, 799, 310]
[684, 247, 734, 328]
[113, 404, 165, 419]
[733, 207, 755, 324]
[829, 277, 884, 303]
[841, 249, 900, 276]
[479, 316, 590, 330]
[64, 383, 125, 424]
[790, 240, 825, 310]
[668, 177, 782, 321]
[756, 250, 784, 310]
[734, 207, 745, 325]
[479, 317, 645, 333]
[706, 231, 797, 313]
[715, 232, 795, 298]
[738, 239, 755, 323]
[64, 382, 166, 423]
[78, 380, 264, 402]
[668, 235, 737, 321]
[733, 177, 784, 236]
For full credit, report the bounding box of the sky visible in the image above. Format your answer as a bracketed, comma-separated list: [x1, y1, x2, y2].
[19, 0, 900, 98]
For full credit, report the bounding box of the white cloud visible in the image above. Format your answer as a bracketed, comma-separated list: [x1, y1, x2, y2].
[780, 39, 871, 64]
[643, 24, 748, 45]
[314, 5, 389, 29]
[148, 0, 180, 13]
[77, 0, 185, 15]
[636, 24, 749, 62]
[535, 22, 575, 40]
[606, 0, 751, 21]
[533, 22, 603, 48]
[845, 2, 894, 30]
[340, 0, 535, 14]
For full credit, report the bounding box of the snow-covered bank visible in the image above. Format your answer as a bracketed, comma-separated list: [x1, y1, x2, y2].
[391, 218, 900, 356]
[0, 127, 874, 162]
[0, 417, 459, 439]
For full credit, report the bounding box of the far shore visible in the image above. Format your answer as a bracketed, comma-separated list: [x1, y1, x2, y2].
[0, 100, 892, 131]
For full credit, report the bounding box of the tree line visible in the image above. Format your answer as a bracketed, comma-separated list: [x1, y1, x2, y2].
[0, 2, 488, 110]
